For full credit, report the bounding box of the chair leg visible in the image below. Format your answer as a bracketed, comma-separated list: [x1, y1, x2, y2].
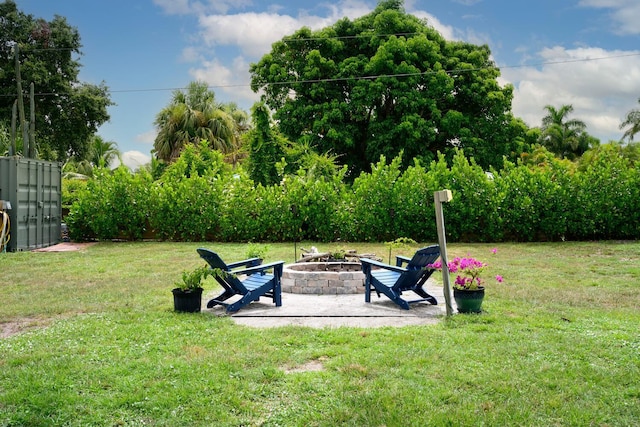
[365, 279, 372, 303]
[226, 284, 281, 313]
[376, 285, 410, 310]
[274, 281, 282, 307]
[226, 293, 255, 313]
[206, 288, 236, 308]
[413, 287, 438, 305]
[390, 293, 410, 310]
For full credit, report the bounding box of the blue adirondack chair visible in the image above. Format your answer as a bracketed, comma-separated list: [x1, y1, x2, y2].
[197, 248, 284, 313]
[360, 245, 440, 310]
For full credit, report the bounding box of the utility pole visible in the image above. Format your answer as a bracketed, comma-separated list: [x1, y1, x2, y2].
[15, 44, 29, 158]
[10, 101, 17, 156]
[29, 82, 35, 158]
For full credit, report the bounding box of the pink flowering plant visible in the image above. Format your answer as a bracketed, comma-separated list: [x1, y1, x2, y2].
[429, 249, 504, 290]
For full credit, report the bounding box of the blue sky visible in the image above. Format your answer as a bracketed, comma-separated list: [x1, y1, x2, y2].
[14, 0, 640, 169]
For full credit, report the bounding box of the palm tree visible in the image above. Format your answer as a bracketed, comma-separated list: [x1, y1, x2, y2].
[540, 104, 591, 160]
[88, 135, 120, 168]
[620, 98, 640, 142]
[61, 135, 120, 178]
[153, 81, 243, 163]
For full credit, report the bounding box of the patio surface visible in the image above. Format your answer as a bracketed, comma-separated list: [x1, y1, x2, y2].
[204, 280, 448, 328]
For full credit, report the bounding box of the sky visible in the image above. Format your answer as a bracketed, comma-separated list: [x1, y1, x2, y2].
[14, 0, 640, 169]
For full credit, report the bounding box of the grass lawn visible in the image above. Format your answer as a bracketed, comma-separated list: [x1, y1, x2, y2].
[1, 241, 639, 426]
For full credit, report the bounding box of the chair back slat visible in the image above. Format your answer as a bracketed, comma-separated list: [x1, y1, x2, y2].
[395, 245, 440, 290]
[197, 248, 247, 293]
[197, 248, 230, 270]
[404, 245, 440, 270]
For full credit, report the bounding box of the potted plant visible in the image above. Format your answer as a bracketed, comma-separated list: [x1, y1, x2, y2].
[172, 266, 212, 313]
[429, 250, 504, 313]
[246, 243, 270, 262]
[384, 237, 417, 264]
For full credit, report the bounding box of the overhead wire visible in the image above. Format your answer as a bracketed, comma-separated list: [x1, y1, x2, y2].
[2, 43, 639, 98]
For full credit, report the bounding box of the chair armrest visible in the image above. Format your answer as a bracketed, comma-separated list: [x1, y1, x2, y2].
[395, 255, 411, 267]
[360, 258, 407, 273]
[227, 257, 262, 270]
[233, 261, 284, 276]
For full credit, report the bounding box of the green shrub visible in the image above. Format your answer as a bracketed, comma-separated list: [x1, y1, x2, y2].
[391, 160, 440, 242]
[443, 150, 501, 242]
[495, 157, 572, 241]
[149, 143, 229, 241]
[281, 167, 348, 242]
[66, 167, 152, 241]
[218, 170, 262, 242]
[61, 177, 87, 212]
[569, 145, 640, 239]
[350, 155, 403, 241]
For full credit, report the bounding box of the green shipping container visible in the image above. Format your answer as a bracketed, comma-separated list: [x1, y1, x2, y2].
[0, 157, 62, 251]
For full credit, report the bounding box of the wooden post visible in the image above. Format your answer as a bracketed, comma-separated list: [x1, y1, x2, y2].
[434, 190, 454, 316]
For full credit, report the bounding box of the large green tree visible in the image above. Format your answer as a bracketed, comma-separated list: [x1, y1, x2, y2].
[620, 97, 640, 142]
[0, 0, 113, 161]
[539, 104, 595, 160]
[153, 81, 247, 163]
[250, 0, 523, 176]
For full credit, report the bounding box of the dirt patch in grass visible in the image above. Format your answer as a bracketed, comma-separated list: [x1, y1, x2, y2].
[284, 357, 328, 373]
[1, 317, 50, 338]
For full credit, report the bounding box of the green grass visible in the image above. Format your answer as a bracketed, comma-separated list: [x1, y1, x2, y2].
[1, 241, 639, 426]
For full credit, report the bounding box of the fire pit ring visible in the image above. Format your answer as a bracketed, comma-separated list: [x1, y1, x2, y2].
[281, 262, 365, 295]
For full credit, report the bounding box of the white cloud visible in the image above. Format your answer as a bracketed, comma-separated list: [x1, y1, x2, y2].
[317, 0, 372, 21]
[409, 10, 457, 40]
[503, 46, 640, 142]
[136, 130, 157, 145]
[180, 46, 201, 63]
[111, 151, 151, 171]
[152, 0, 192, 15]
[153, 0, 252, 15]
[189, 56, 257, 104]
[578, 0, 640, 35]
[198, 12, 307, 57]
[201, 0, 252, 14]
[194, 1, 376, 58]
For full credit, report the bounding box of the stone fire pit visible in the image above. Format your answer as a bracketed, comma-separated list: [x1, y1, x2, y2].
[281, 262, 365, 294]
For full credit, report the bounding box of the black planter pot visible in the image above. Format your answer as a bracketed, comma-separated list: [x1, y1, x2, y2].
[172, 287, 203, 313]
[453, 287, 485, 313]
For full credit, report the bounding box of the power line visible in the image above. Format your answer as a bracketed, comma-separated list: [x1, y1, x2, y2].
[129, 51, 640, 92]
[1, 51, 639, 98]
[498, 52, 640, 70]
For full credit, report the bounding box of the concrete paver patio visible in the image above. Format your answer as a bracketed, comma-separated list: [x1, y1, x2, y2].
[204, 280, 448, 328]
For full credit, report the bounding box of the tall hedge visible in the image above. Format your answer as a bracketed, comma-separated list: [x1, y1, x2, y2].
[65, 167, 152, 241]
[65, 144, 640, 243]
[494, 158, 572, 241]
[149, 144, 228, 241]
[567, 144, 640, 240]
